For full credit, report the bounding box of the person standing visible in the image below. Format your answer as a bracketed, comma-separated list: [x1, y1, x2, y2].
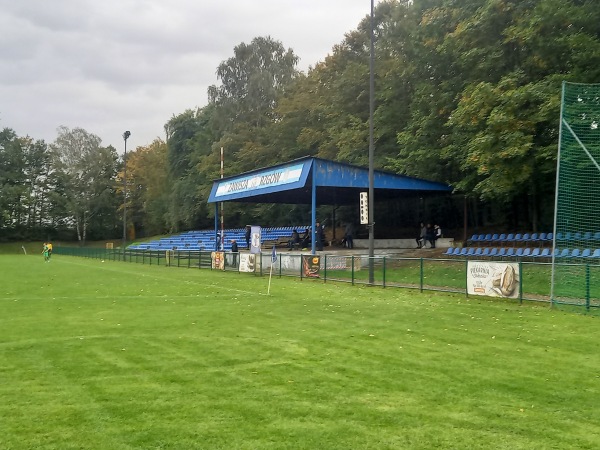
[315, 221, 324, 251]
[42, 243, 49, 262]
[416, 222, 426, 248]
[434, 224, 443, 247]
[230, 239, 239, 267]
[244, 225, 251, 249]
[344, 222, 354, 249]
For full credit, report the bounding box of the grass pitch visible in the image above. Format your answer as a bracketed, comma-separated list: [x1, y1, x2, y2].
[1, 254, 599, 449]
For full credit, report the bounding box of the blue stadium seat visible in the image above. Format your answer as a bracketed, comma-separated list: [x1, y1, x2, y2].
[581, 248, 591, 258]
[537, 248, 551, 259]
[451, 248, 462, 256]
[458, 248, 469, 257]
[557, 249, 570, 258]
[474, 248, 483, 257]
[570, 248, 581, 258]
[505, 248, 516, 258]
[583, 232, 592, 241]
[481, 248, 491, 257]
[515, 248, 525, 258]
[488, 248, 499, 258]
[496, 248, 507, 258]
[530, 248, 541, 258]
[504, 233, 515, 246]
[590, 249, 600, 259]
[443, 248, 454, 256]
[521, 248, 531, 259]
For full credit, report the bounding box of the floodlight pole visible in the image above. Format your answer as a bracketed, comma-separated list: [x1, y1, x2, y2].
[122, 131, 131, 255]
[368, 0, 375, 283]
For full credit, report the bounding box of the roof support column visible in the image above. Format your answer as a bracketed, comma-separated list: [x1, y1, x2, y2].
[214, 203, 219, 251]
[311, 173, 317, 255]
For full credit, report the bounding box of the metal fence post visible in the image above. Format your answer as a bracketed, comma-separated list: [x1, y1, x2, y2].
[586, 264, 591, 311]
[420, 258, 424, 292]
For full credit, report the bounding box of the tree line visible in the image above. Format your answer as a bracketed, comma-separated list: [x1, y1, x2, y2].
[2, 0, 599, 243]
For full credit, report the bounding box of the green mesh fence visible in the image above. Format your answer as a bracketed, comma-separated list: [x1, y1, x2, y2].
[552, 82, 600, 306]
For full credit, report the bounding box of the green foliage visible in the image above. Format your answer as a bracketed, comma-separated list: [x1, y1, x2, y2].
[5, 0, 600, 237]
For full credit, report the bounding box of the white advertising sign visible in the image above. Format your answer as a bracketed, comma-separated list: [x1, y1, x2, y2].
[467, 261, 520, 298]
[239, 253, 256, 273]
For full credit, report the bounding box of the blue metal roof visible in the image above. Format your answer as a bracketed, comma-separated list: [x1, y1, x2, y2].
[208, 156, 452, 205]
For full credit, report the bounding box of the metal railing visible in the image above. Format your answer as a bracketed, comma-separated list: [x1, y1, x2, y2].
[53, 247, 599, 311]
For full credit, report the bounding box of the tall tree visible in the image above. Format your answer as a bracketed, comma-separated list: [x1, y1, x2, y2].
[123, 139, 170, 236]
[51, 126, 119, 243]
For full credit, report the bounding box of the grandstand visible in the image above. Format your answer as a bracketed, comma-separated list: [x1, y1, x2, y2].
[127, 226, 309, 252]
[447, 230, 600, 262]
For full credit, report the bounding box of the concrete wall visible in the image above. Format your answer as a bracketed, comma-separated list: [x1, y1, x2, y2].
[352, 238, 454, 249]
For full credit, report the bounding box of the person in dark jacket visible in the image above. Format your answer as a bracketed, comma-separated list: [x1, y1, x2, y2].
[425, 223, 435, 248]
[230, 239, 239, 266]
[315, 221, 324, 251]
[244, 225, 251, 249]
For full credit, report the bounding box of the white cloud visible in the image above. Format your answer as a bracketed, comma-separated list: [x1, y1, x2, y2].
[0, 0, 371, 150]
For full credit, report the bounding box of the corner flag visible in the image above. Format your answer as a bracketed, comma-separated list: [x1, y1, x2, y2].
[271, 245, 277, 263]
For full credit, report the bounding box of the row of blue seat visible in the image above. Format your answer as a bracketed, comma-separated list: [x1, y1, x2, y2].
[129, 226, 308, 251]
[445, 246, 600, 259]
[469, 231, 600, 246]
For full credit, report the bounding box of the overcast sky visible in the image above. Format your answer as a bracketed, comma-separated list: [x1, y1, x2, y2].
[0, 0, 373, 152]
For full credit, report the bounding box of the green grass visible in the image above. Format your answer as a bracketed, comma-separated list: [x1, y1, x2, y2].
[1, 254, 599, 449]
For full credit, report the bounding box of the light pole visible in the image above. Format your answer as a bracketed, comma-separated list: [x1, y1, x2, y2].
[368, 0, 375, 283]
[122, 131, 131, 254]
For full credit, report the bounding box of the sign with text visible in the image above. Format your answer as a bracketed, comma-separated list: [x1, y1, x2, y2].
[214, 163, 305, 198]
[239, 253, 256, 273]
[211, 251, 225, 270]
[467, 261, 519, 298]
[250, 226, 262, 254]
[302, 255, 321, 278]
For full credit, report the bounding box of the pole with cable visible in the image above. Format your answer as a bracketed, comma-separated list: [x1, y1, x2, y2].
[220, 146, 224, 250]
[368, 0, 375, 283]
[122, 131, 131, 256]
